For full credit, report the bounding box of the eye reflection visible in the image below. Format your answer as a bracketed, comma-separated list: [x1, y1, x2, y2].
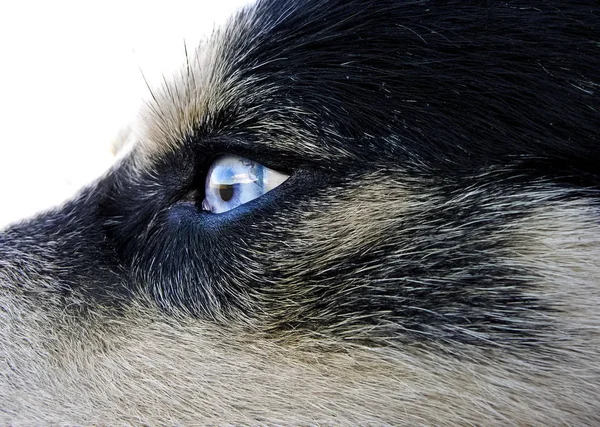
[202, 155, 289, 214]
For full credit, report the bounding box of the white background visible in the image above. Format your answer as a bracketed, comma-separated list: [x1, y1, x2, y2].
[0, 0, 253, 228]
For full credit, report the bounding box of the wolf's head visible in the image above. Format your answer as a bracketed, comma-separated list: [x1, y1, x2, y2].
[1, 0, 599, 424]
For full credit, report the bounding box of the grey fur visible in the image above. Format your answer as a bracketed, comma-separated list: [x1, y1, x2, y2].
[1, 0, 600, 425]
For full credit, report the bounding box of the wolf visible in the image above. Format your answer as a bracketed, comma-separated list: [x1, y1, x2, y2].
[1, 0, 599, 424]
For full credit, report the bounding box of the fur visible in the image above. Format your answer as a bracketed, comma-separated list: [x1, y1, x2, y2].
[1, 0, 599, 424]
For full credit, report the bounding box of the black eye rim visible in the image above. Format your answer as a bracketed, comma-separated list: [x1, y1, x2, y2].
[166, 147, 297, 214]
[128, 132, 336, 219]
[103, 147, 331, 246]
[168, 169, 314, 230]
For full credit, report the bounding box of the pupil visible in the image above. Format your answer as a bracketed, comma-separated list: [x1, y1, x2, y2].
[219, 184, 234, 202]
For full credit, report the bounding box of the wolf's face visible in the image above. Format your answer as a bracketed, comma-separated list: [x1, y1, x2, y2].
[1, 0, 599, 424]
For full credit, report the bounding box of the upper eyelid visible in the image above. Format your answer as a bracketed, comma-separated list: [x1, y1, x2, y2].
[197, 136, 319, 172]
[200, 152, 294, 179]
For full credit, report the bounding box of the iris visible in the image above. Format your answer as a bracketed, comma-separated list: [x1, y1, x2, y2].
[202, 154, 289, 214]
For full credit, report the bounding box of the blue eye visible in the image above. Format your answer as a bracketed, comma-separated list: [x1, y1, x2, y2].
[201, 155, 289, 214]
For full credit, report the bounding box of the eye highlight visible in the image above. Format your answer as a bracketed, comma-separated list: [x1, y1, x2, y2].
[201, 154, 289, 214]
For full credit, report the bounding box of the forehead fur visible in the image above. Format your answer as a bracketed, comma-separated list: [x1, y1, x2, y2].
[137, 0, 354, 164]
[137, 0, 599, 172]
